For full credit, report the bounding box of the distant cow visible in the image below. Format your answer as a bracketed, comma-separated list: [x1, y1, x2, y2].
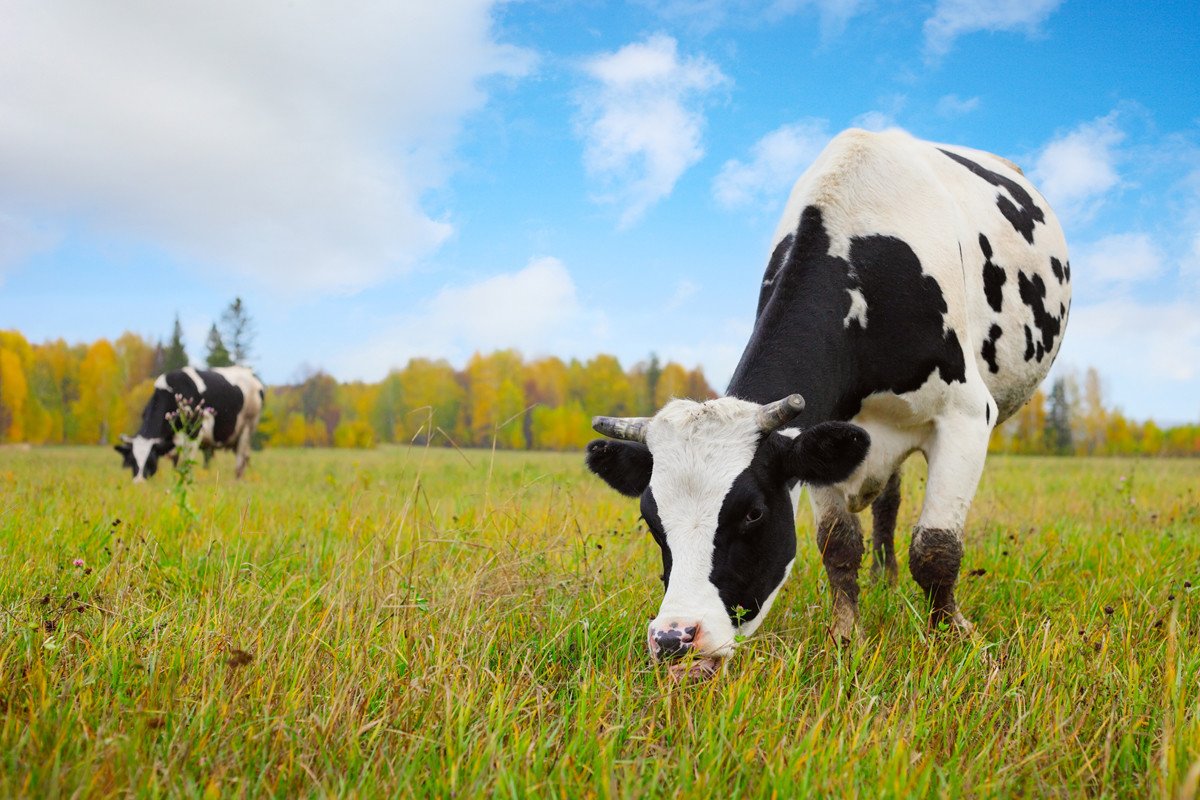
[115, 365, 265, 482]
[586, 128, 1070, 673]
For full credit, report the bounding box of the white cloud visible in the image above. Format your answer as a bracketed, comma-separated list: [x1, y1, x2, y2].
[1030, 114, 1125, 225]
[936, 94, 981, 117]
[924, 0, 1064, 59]
[713, 119, 829, 209]
[1074, 233, 1165, 293]
[0, 1, 533, 293]
[341, 257, 593, 379]
[577, 35, 728, 227]
[851, 111, 897, 132]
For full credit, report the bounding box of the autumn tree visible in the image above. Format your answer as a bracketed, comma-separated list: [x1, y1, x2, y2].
[73, 339, 126, 443]
[465, 350, 526, 448]
[1044, 377, 1073, 454]
[0, 341, 28, 442]
[1080, 367, 1108, 455]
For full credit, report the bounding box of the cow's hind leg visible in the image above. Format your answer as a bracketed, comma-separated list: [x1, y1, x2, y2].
[870, 471, 901, 584]
[811, 487, 863, 643]
[234, 427, 253, 479]
[911, 411, 991, 633]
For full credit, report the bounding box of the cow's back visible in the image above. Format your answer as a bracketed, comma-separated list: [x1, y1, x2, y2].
[770, 128, 1069, 423]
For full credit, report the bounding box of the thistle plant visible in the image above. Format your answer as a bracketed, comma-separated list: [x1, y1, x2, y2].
[165, 393, 214, 522]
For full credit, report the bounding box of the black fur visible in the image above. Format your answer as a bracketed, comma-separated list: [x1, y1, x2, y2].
[981, 324, 1003, 374]
[728, 206, 966, 422]
[979, 233, 1006, 313]
[785, 422, 871, 485]
[1018, 271, 1064, 363]
[585, 439, 652, 498]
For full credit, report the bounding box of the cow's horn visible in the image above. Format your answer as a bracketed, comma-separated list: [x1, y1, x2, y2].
[591, 416, 651, 443]
[756, 394, 805, 433]
[120, 434, 133, 443]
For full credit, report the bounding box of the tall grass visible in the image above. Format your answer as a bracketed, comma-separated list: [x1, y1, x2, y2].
[0, 446, 1197, 797]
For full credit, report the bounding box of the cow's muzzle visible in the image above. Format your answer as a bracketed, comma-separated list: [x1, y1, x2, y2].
[648, 622, 699, 661]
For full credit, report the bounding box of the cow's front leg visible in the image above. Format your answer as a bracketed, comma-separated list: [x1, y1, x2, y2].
[912, 410, 990, 632]
[812, 487, 863, 643]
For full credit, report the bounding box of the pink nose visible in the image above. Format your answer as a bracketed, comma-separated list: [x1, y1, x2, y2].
[648, 621, 700, 661]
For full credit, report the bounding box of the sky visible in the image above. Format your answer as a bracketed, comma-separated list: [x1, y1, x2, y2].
[1, 0, 1198, 422]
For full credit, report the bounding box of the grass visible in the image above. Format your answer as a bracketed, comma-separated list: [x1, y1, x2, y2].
[0, 445, 1197, 797]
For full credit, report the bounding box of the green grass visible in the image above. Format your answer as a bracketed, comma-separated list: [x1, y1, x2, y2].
[1, 445, 1197, 797]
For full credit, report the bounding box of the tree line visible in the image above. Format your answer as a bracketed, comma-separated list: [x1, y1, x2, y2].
[0, 325, 715, 451]
[989, 367, 1200, 456]
[1, 324, 1196, 455]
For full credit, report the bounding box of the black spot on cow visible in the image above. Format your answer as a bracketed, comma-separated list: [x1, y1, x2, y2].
[729, 205, 967, 423]
[1064, 260, 1071, 281]
[1050, 256, 1065, 283]
[979, 233, 1005, 313]
[940, 150, 1045, 244]
[981, 324, 1003, 374]
[985, 403, 991, 424]
[1023, 325, 1035, 361]
[639, 491, 672, 590]
[1018, 271, 1063, 363]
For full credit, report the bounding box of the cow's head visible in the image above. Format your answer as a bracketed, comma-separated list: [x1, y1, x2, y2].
[585, 395, 869, 668]
[114, 435, 174, 482]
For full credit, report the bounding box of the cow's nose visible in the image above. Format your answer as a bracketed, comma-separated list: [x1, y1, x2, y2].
[132, 474, 146, 484]
[648, 623, 699, 661]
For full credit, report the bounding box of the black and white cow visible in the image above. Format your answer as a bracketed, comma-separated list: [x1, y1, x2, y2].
[586, 128, 1070, 675]
[115, 365, 265, 482]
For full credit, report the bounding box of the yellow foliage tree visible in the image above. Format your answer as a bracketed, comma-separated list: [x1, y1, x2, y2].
[73, 340, 126, 444]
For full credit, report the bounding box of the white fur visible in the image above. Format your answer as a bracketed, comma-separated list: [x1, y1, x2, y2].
[130, 435, 157, 481]
[844, 287, 869, 329]
[182, 366, 207, 394]
[646, 398, 762, 657]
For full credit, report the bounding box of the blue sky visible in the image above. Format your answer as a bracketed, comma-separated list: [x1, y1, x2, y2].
[2, 0, 1198, 422]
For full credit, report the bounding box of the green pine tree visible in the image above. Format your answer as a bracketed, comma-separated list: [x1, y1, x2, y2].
[220, 297, 256, 364]
[205, 324, 233, 367]
[163, 315, 189, 371]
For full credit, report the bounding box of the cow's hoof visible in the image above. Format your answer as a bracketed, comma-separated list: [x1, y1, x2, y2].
[931, 611, 975, 635]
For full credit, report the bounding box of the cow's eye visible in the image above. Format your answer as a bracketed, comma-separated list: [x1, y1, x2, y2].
[745, 507, 765, 526]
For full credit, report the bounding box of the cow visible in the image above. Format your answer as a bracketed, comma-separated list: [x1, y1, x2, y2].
[585, 128, 1070, 677]
[115, 365, 265, 482]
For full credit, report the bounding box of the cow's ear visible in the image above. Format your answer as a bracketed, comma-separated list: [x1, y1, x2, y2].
[784, 422, 870, 485]
[586, 439, 653, 498]
[114, 442, 131, 455]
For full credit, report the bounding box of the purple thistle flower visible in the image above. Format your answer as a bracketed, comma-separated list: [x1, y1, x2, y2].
[73, 558, 85, 567]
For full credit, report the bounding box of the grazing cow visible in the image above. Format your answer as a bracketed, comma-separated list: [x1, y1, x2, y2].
[586, 128, 1070, 674]
[115, 365, 265, 482]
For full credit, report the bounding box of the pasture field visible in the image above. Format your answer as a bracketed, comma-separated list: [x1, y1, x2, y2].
[1, 445, 1198, 798]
